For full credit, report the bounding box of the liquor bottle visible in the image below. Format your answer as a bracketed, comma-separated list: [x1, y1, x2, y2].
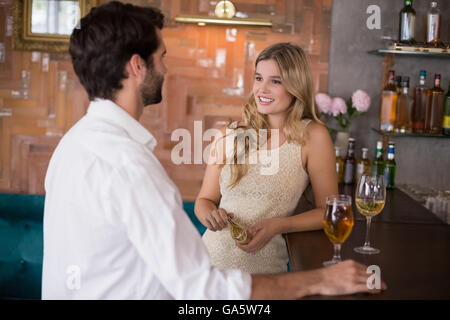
[399, 0, 416, 45]
[384, 142, 397, 190]
[395, 77, 411, 133]
[395, 76, 402, 95]
[371, 141, 385, 176]
[343, 138, 356, 185]
[380, 70, 398, 132]
[443, 84, 450, 136]
[425, 74, 444, 134]
[411, 70, 427, 133]
[335, 146, 344, 184]
[426, 1, 441, 47]
[356, 147, 371, 184]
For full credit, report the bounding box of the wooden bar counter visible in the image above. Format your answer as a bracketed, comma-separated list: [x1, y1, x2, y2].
[286, 185, 450, 299]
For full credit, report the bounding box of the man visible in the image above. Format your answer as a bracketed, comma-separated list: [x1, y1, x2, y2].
[42, 1, 386, 299]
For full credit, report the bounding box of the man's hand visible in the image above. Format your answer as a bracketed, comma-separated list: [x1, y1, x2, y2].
[317, 260, 387, 296]
[250, 259, 387, 299]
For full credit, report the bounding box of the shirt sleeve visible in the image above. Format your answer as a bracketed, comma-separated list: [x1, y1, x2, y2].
[107, 155, 252, 300]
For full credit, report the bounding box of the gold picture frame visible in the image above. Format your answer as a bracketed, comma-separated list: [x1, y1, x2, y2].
[13, 0, 98, 53]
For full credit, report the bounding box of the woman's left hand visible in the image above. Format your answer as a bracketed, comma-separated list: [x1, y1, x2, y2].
[235, 218, 280, 254]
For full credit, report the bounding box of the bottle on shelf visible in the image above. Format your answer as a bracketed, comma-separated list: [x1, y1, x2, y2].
[425, 1, 441, 48]
[425, 73, 444, 134]
[399, 0, 416, 45]
[356, 147, 371, 184]
[395, 76, 411, 133]
[343, 138, 356, 185]
[395, 76, 402, 95]
[335, 146, 344, 184]
[371, 141, 385, 177]
[443, 84, 450, 136]
[380, 70, 398, 132]
[384, 142, 397, 190]
[411, 70, 427, 133]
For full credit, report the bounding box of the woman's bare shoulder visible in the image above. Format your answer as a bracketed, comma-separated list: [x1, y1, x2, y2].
[305, 121, 331, 143]
[302, 121, 334, 161]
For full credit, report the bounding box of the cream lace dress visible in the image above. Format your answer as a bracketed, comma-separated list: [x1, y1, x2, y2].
[202, 119, 312, 274]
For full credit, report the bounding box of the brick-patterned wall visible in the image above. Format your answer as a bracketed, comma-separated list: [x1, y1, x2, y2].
[0, 0, 331, 200]
[0, 0, 90, 195]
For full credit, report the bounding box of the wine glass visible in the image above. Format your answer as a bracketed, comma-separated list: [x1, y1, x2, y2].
[354, 174, 386, 255]
[322, 195, 354, 267]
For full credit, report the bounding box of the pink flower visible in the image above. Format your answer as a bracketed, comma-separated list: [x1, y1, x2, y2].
[315, 93, 332, 114]
[330, 97, 347, 116]
[352, 90, 371, 112]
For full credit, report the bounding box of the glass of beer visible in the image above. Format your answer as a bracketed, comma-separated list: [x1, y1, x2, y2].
[354, 174, 386, 255]
[322, 195, 354, 266]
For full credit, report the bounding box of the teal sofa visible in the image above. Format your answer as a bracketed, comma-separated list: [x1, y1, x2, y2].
[0, 193, 204, 300]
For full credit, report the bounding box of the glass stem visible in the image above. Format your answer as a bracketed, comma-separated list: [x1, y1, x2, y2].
[332, 243, 342, 262]
[364, 216, 372, 248]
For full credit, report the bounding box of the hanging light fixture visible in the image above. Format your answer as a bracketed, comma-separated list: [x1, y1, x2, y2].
[175, 0, 272, 28]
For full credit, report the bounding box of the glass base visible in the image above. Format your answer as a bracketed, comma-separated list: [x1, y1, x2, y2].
[323, 258, 341, 267]
[354, 246, 380, 255]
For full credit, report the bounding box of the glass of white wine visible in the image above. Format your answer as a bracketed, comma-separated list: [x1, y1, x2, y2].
[354, 174, 386, 255]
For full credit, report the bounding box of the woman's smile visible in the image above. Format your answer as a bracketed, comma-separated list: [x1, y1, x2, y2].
[258, 96, 275, 105]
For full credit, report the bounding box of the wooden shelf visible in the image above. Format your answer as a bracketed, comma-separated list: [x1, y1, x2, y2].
[372, 128, 450, 139]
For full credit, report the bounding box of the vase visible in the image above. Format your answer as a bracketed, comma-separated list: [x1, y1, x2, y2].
[335, 131, 350, 157]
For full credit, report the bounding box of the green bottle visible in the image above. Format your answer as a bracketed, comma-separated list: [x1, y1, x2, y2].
[443, 84, 450, 136]
[371, 140, 385, 176]
[343, 138, 356, 185]
[384, 142, 397, 189]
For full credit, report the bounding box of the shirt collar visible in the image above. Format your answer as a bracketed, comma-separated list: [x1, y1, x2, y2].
[87, 99, 157, 150]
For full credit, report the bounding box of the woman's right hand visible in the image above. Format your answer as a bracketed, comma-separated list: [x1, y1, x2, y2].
[204, 208, 234, 231]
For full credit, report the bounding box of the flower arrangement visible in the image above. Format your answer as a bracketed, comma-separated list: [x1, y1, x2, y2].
[315, 90, 371, 134]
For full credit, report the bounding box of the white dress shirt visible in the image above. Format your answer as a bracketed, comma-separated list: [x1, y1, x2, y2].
[42, 99, 252, 299]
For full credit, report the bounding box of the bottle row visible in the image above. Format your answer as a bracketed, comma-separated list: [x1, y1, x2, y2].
[399, 0, 444, 47]
[379, 70, 450, 135]
[335, 139, 396, 189]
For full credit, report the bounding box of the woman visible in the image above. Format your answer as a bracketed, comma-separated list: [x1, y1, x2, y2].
[194, 42, 338, 274]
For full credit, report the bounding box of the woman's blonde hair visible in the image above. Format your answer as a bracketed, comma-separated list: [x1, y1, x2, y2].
[221, 42, 323, 187]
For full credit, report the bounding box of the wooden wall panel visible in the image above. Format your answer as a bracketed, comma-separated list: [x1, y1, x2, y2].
[0, 0, 331, 201]
[10, 134, 59, 194]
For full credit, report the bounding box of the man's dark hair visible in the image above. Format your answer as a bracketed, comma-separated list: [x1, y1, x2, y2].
[69, 1, 164, 101]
